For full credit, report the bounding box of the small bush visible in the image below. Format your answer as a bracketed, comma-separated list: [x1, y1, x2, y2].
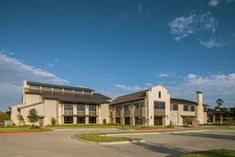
[103, 119, 107, 125]
[51, 117, 57, 126]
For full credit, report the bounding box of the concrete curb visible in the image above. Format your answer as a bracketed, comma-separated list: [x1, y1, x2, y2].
[105, 129, 210, 136]
[71, 135, 145, 145]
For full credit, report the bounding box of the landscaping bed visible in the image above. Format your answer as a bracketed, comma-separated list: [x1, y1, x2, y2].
[0, 126, 52, 133]
[74, 133, 143, 143]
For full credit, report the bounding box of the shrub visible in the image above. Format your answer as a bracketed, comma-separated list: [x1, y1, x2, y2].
[27, 108, 39, 128]
[51, 117, 57, 126]
[103, 119, 107, 125]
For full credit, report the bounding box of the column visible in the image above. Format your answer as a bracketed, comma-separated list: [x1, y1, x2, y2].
[131, 105, 135, 126]
[96, 105, 100, 124]
[113, 107, 116, 124]
[213, 115, 216, 124]
[85, 104, 89, 124]
[121, 106, 124, 125]
[220, 114, 223, 125]
[73, 104, 77, 124]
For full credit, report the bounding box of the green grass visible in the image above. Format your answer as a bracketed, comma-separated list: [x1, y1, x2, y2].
[0, 126, 52, 132]
[74, 133, 143, 142]
[180, 149, 235, 157]
[206, 126, 235, 131]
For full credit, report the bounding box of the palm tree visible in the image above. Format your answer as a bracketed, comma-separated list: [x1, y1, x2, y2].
[215, 98, 224, 111]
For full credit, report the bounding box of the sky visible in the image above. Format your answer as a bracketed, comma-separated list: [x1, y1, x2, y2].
[0, 0, 235, 111]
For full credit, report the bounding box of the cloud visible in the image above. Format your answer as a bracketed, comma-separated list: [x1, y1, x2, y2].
[48, 63, 55, 67]
[168, 73, 235, 107]
[208, 0, 222, 7]
[0, 53, 68, 110]
[208, 0, 234, 7]
[159, 73, 170, 78]
[54, 59, 59, 62]
[169, 12, 217, 41]
[115, 84, 143, 91]
[199, 38, 229, 48]
[137, 2, 143, 15]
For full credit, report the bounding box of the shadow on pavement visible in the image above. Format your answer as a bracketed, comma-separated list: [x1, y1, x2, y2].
[171, 132, 235, 141]
[133, 142, 187, 157]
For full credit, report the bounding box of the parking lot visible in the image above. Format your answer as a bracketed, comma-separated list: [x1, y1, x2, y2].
[1, 129, 235, 157]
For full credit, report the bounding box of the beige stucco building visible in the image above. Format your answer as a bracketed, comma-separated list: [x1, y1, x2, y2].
[11, 81, 208, 126]
[11, 80, 111, 126]
[110, 85, 208, 126]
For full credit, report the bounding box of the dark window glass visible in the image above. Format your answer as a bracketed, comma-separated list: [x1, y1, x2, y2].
[89, 105, 96, 115]
[184, 105, 189, 111]
[173, 104, 178, 110]
[77, 117, 85, 124]
[64, 116, 73, 124]
[64, 103, 73, 115]
[204, 106, 207, 112]
[191, 106, 195, 111]
[89, 117, 96, 124]
[154, 102, 165, 109]
[159, 91, 161, 98]
[77, 104, 85, 115]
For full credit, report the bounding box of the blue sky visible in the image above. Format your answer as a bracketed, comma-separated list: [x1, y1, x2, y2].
[0, 0, 235, 111]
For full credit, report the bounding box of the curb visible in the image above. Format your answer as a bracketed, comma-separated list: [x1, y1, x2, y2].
[71, 135, 145, 145]
[0, 130, 51, 134]
[105, 129, 209, 136]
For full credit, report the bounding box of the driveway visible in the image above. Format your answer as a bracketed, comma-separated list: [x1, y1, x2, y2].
[0, 129, 235, 157]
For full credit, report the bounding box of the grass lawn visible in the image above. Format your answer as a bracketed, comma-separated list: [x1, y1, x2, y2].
[74, 133, 143, 142]
[209, 126, 235, 130]
[180, 149, 235, 157]
[0, 126, 52, 132]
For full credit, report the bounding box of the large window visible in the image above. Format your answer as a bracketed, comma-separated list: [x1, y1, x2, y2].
[77, 117, 85, 124]
[89, 105, 96, 115]
[191, 106, 195, 111]
[204, 106, 207, 112]
[154, 102, 165, 109]
[77, 104, 85, 115]
[64, 103, 73, 115]
[64, 116, 73, 124]
[172, 104, 178, 111]
[89, 117, 96, 124]
[184, 105, 189, 111]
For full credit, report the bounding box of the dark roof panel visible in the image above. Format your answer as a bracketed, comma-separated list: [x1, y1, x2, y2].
[27, 81, 94, 92]
[111, 90, 147, 105]
[41, 93, 110, 104]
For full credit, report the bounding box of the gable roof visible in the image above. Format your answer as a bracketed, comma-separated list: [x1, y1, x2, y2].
[111, 90, 147, 105]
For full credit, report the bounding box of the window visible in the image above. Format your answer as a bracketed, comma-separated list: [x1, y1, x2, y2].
[64, 103, 73, 115]
[191, 106, 195, 111]
[77, 117, 85, 123]
[158, 91, 161, 98]
[74, 90, 82, 94]
[124, 105, 129, 111]
[64, 116, 73, 124]
[184, 105, 189, 111]
[29, 85, 40, 89]
[89, 105, 96, 115]
[154, 102, 165, 109]
[172, 104, 178, 110]
[64, 89, 73, 93]
[89, 117, 96, 123]
[134, 103, 139, 109]
[204, 106, 207, 112]
[77, 104, 85, 115]
[42, 86, 52, 91]
[53, 87, 62, 92]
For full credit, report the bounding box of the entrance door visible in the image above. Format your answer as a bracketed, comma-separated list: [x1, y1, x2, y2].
[154, 116, 163, 125]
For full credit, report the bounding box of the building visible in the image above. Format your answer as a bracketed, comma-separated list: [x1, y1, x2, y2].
[109, 85, 208, 126]
[11, 81, 208, 126]
[11, 80, 111, 126]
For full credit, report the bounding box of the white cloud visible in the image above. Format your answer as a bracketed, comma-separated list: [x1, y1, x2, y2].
[145, 83, 153, 87]
[115, 84, 143, 91]
[48, 63, 55, 67]
[199, 38, 229, 48]
[159, 73, 170, 78]
[137, 2, 143, 15]
[208, 0, 222, 7]
[54, 59, 59, 62]
[0, 53, 68, 110]
[169, 12, 217, 41]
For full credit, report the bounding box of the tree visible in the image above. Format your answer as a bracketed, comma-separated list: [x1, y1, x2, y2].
[27, 108, 39, 127]
[215, 98, 224, 111]
[17, 114, 24, 126]
[0, 112, 10, 123]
